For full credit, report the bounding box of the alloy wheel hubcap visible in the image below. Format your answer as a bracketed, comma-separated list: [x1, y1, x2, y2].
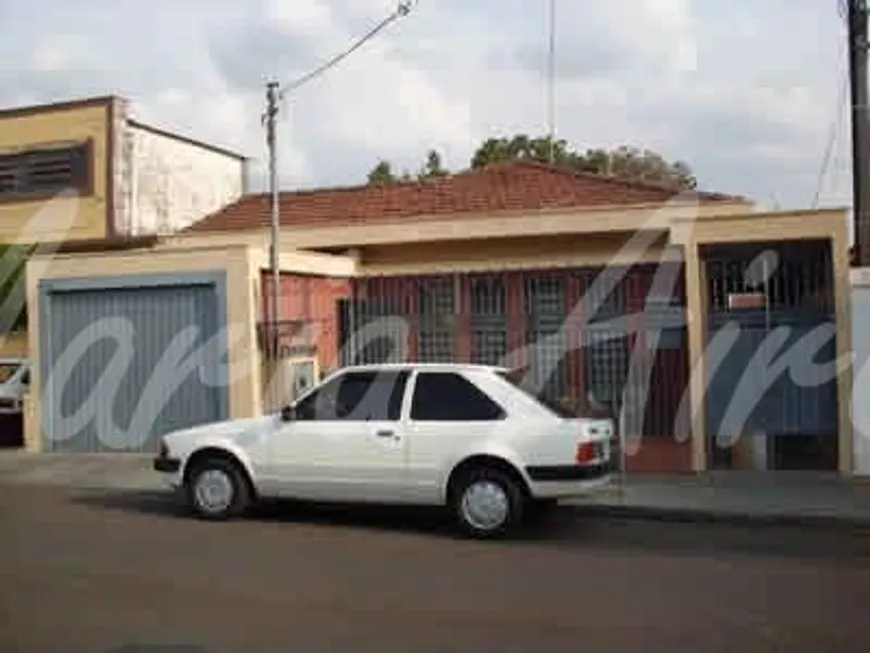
[194, 469, 234, 513]
[460, 480, 510, 531]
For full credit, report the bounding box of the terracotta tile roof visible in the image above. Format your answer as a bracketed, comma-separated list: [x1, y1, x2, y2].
[184, 160, 746, 233]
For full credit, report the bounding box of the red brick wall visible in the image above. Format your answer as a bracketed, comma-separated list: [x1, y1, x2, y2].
[260, 271, 350, 374]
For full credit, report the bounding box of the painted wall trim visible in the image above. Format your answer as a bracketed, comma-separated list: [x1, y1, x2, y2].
[0, 95, 115, 119]
[38, 270, 230, 451]
[127, 119, 248, 162]
[39, 270, 226, 293]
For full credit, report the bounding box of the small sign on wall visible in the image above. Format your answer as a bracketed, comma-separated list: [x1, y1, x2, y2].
[727, 292, 765, 310]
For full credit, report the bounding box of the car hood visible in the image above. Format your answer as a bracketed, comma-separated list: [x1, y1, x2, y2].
[164, 413, 280, 448]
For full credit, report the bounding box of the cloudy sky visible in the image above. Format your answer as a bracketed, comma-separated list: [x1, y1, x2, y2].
[0, 0, 853, 211]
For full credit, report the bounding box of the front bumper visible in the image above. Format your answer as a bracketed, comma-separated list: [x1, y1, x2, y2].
[153, 456, 181, 473]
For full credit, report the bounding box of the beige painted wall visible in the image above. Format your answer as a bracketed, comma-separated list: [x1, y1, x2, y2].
[357, 232, 672, 275]
[18, 202, 853, 472]
[0, 330, 28, 358]
[0, 102, 110, 242]
[23, 242, 262, 452]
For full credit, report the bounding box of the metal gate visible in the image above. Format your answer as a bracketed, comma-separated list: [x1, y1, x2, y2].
[704, 241, 839, 470]
[337, 265, 689, 441]
[39, 273, 229, 452]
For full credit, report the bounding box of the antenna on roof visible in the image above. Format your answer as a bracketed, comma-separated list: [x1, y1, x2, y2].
[546, 0, 557, 164]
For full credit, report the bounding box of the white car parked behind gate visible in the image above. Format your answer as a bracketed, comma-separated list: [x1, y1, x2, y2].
[154, 363, 614, 539]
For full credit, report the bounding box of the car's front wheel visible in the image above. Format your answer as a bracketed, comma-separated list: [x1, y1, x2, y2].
[451, 467, 525, 539]
[185, 457, 251, 520]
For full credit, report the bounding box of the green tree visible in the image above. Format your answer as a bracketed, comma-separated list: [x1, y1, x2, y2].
[470, 134, 697, 190]
[366, 160, 396, 185]
[0, 244, 31, 333]
[418, 150, 449, 179]
[366, 151, 448, 185]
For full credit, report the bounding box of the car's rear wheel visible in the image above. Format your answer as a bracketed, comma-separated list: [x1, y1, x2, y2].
[451, 467, 525, 539]
[185, 457, 250, 520]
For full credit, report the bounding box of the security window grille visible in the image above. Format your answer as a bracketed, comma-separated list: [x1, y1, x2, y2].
[525, 276, 567, 399]
[472, 330, 507, 365]
[525, 277, 564, 316]
[418, 330, 453, 362]
[418, 280, 454, 361]
[644, 296, 686, 350]
[585, 329, 629, 409]
[470, 277, 507, 365]
[337, 298, 405, 366]
[579, 270, 627, 322]
[0, 143, 90, 198]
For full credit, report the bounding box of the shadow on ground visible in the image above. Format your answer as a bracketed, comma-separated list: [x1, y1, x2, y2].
[71, 488, 870, 563]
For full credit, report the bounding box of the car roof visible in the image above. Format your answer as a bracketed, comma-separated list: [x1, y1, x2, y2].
[336, 362, 510, 375]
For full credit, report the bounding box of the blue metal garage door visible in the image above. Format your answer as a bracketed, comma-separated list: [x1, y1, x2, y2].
[39, 272, 229, 453]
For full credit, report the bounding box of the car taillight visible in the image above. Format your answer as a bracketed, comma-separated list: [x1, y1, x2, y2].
[575, 442, 596, 464]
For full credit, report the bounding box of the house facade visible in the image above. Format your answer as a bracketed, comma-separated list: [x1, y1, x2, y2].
[23, 161, 855, 476]
[0, 95, 249, 358]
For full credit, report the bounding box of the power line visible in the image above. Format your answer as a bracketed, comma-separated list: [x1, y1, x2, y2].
[261, 1, 419, 393]
[812, 59, 850, 207]
[278, 0, 418, 101]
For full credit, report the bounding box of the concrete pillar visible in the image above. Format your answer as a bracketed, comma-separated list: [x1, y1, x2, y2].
[682, 243, 708, 472]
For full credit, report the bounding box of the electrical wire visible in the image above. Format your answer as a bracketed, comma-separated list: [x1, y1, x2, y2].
[278, 0, 418, 100]
[812, 53, 850, 208]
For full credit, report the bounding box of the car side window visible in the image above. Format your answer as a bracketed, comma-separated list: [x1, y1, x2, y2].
[294, 371, 409, 421]
[336, 371, 409, 421]
[410, 372, 505, 421]
[293, 376, 342, 421]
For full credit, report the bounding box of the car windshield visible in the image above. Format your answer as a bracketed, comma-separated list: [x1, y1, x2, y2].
[497, 369, 577, 418]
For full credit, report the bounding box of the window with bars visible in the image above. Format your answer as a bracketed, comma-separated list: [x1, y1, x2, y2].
[644, 295, 686, 350]
[579, 270, 627, 322]
[0, 143, 91, 198]
[418, 280, 455, 361]
[584, 330, 630, 409]
[524, 277, 567, 399]
[470, 277, 507, 365]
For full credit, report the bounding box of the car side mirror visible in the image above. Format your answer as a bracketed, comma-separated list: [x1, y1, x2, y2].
[280, 405, 296, 422]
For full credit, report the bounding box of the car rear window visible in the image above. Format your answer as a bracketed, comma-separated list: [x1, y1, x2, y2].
[498, 369, 577, 418]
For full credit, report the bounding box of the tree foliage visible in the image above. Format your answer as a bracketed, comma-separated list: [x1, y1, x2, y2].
[365, 134, 697, 191]
[0, 244, 31, 332]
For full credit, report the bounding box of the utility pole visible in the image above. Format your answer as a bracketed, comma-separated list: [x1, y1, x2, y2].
[848, 0, 870, 265]
[265, 81, 281, 406]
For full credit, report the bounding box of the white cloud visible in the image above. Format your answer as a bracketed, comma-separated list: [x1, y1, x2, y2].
[0, 0, 853, 209]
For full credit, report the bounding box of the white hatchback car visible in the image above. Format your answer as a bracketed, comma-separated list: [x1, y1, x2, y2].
[154, 363, 614, 539]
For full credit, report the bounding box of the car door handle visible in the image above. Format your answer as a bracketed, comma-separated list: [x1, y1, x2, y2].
[375, 429, 395, 438]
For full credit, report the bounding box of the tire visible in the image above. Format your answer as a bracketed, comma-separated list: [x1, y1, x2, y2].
[450, 467, 525, 540]
[185, 457, 251, 521]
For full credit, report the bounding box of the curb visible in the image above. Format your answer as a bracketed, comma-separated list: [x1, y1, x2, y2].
[569, 504, 870, 530]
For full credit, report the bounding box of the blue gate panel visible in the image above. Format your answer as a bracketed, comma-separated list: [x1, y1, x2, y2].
[706, 319, 838, 439]
[39, 273, 229, 453]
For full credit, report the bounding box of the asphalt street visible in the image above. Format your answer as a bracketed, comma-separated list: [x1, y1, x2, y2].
[1, 484, 869, 653]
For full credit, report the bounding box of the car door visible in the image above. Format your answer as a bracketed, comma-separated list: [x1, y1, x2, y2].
[404, 371, 507, 503]
[269, 369, 411, 503]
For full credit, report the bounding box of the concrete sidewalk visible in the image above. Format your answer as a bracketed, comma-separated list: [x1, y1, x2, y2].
[1, 451, 869, 527]
[0, 451, 159, 491]
[568, 471, 870, 527]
